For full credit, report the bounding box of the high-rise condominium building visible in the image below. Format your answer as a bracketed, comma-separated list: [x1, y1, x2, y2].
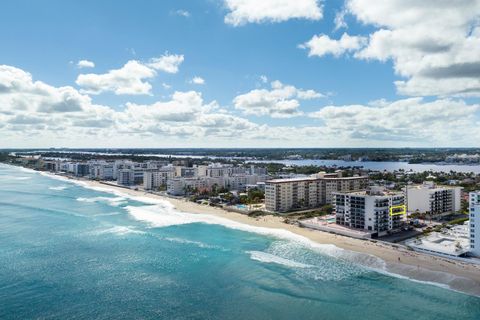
[405, 181, 462, 215]
[334, 188, 406, 237]
[469, 191, 480, 256]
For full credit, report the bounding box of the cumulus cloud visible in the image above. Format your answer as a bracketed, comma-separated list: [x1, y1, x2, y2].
[233, 80, 324, 118]
[310, 98, 480, 142]
[300, 32, 367, 57]
[147, 54, 184, 74]
[77, 60, 95, 69]
[224, 0, 323, 26]
[0, 65, 91, 114]
[3, 64, 480, 147]
[0, 65, 264, 144]
[76, 60, 155, 95]
[76, 53, 184, 95]
[0, 65, 117, 140]
[345, 0, 480, 97]
[189, 76, 205, 85]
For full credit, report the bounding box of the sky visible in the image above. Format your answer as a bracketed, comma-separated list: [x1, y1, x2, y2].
[0, 0, 480, 148]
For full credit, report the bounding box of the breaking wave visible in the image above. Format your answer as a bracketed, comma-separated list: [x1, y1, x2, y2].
[248, 251, 313, 269]
[49, 185, 68, 191]
[163, 237, 224, 250]
[28, 167, 470, 294]
[125, 203, 387, 276]
[90, 225, 146, 236]
[77, 196, 128, 207]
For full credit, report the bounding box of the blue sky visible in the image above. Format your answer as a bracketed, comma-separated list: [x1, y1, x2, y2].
[0, 0, 479, 147]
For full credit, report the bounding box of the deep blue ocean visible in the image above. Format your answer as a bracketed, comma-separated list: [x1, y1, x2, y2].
[1, 164, 479, 320]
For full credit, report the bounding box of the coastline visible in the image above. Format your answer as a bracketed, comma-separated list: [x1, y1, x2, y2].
[78, 179, 480, 296]
[6, 165, 480, 297]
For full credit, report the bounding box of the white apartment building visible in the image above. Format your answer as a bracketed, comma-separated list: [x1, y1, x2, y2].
[226, 174, 266, 191]
[265, 172, 369, 213]
[117, 169, 135, 186]
[174, 166, 197, 178]
[113, 160, 134, 179]
[89, 161, 114, 180]
[334, 188, 406, 237]
[206, 164, 230, 178]
[405, 181, 462, 215]
[469, 191, 480, 256]
[195, 165, 208, 177]
[143, 168, 175, 190]
[167, 178, 208, 196]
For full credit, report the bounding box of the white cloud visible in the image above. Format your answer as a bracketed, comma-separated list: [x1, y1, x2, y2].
[0, 65, 117, 138]
[344, 0, 480, 97]
[3, 64, 480, 147]
[76, 60, 155, 95]
[0, 65, 264, 144]
[224, 0, 323, 26]
[310, 97, 480, 143]
[77, 60, 95, 69]
[190, 76, 205, 85]
[0, 65, 91, 114]
[75, 53, 184, 95]
[300, 32, 367, 57]
[334, 8, 347, 31]
[147, 53, 184, 74]
[233, 80, 324, 118]
[171, 9, 190, 17]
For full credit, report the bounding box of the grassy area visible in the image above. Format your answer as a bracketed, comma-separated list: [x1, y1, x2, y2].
[447, 217, 469, 225]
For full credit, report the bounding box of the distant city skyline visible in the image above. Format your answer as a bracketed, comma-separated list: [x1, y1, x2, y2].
[1, 0, 479, 148]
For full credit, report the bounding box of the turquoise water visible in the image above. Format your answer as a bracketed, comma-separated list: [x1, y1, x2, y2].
[1, 164, 479, 320]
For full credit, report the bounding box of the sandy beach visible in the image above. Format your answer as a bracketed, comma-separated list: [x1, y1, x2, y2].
[60, 176, 480, 296]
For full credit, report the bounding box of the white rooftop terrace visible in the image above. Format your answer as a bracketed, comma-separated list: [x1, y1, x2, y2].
[405, 231, 470, 257]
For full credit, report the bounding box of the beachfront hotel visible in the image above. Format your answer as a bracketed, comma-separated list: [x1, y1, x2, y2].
[405, 181, 462, 216]
[264, 172, 369, 213]
[469, 191, 480, 256]
[333, 187, 406, 237]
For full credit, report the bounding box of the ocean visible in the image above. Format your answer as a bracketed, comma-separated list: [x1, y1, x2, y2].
[1, 164, 479, 320]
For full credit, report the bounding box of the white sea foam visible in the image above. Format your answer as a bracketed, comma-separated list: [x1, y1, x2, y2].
[93, 225, 146, 236]
[379, 263, 459, 291]
[77, 196, 128, 207]
[91, 211, 123, 217]
[127, 205, 205, 227]
[125, 203, 384, 269]
[248, 251, 313, 269]
[248, 241, 375, 281]
[164, 237, 223, 250]
[49, 185, 68, 191]
[30, 168, 467, 294]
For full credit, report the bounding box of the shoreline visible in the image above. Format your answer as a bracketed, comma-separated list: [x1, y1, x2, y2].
[81, 180, 480, 296]
[5, 165, 480, 297]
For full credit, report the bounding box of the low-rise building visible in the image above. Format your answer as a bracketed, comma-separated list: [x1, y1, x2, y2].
[405, 222, 470, 258]
[167, 177, 208, 196]
[405, 181, 462, 216]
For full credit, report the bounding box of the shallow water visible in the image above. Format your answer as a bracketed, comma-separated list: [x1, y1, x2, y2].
[1, 164, 479, 320]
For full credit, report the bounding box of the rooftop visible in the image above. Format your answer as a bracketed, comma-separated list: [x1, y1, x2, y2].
[405, 225, 470, 257]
